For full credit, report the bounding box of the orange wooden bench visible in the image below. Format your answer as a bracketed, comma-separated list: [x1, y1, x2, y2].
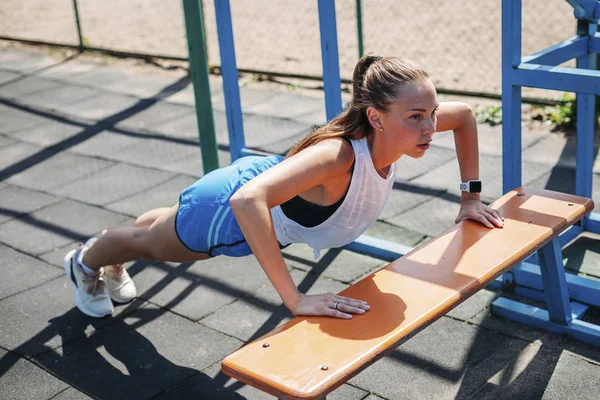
[221, 187, 594, 399]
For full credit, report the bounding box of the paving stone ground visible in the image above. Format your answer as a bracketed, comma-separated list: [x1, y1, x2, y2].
[1, 47, 599, 400]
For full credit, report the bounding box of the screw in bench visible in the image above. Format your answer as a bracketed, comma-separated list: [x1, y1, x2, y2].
[262, 343, 270, 348]
[321, 366, 329, 371]
[568, 203, 574, 206]
[516, 193, 524, 197]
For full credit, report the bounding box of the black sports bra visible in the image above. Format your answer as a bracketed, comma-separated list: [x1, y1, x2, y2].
[280, 137, 353, 227]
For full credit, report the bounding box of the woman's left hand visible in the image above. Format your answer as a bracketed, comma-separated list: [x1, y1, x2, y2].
[455, 199, 504, 228]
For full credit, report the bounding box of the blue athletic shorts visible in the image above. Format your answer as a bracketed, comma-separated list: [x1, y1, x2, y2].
[175, 155, 285, 257]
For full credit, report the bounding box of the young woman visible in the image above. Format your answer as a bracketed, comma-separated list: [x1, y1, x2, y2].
[65, 55, 503, 319]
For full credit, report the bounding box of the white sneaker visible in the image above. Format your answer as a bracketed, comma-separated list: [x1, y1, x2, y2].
[85, 237, 137, 304]
[64, 246, 114, 318]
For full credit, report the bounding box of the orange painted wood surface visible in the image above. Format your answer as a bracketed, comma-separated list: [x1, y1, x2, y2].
[221, 187, 594, 399]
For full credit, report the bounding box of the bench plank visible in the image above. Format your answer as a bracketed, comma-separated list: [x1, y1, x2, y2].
[221, 187, 594, 399]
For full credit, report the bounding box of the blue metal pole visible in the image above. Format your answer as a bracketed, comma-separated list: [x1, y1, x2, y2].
[575, 20, 597, 209]
[538, 239, 573, 325]
[214, 0, 246, 162]
[318, 0, 343, 121]
[501, 0, 523, 194]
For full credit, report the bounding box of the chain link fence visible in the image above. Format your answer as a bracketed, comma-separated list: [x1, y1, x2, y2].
[0, 0, 577, 100]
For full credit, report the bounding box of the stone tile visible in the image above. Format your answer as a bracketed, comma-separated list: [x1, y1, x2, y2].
[164, 75, 223, 106]
[201, 268, 348, 342]
[0, 244, 63, 300]
[243, 114, 313, 154]
[0, 200, 129, 255]
[0, 109, 53, 135]
[131, 255, 272, 321]
[212, 87, 282, 113]
[5, 151, 114, 191]
[433, 123, 549, 157]
[49, 163, 175, 206]
[162, 149, 232, 178]
[61, 65, 129, 88]
[60, 92, 141, 120]
[561, 231, 600, 279]
[0, 69, 21, 85]
[0, 276, 145, 357]
[0, 142, 45, 172]
[386, 192, 460, 237]
[0, 75, 62, 100]
[470, 342, 591, 400]
[0, 134, 15, 148]
[363, 395, 386, 400]
[380, 181, 447, 220]
[33, 303, 243, 399]
[6, 117, 85, 147]
[107, 136, 201, 170]
[394, 145, 456, 181]
[349, 317, 530, 400]
[106, 174, 197, 217]
[282, 245, 385, 284]
[115, 101, 192, 132]
[68, 129, 144, 158]
[52, 387, 94, 400]
[0, 349, 68, 399]
[36, 60, 99, 81]
[446, 288, 499, 321]
[362, 220, 426, 248]
[154, 109, 229, 141]
[540, 353, 600, 400]
[17, 85, 101, 112]
[413, 155, 552, 202]
[103, 73, 188, 98]
[161, 362, 369, 400]
[0, 185, 60, 224]
[244, 91, 323, 119]
[0, 51, 60, 74]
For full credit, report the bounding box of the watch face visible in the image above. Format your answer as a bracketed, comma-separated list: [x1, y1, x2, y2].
[471, 181, 482, 193]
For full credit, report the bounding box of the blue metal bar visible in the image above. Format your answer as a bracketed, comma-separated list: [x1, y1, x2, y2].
[576, 22, 597, 205]
[567, 0, 600, 23]
[589, 32, 600, 53]
[522, 36, 588, 65]
[318, 0, 343, 121]
[586, 211, 600, 233]
[214, 0, 246, 162]
[510, 261, 600, 307]
[559, 224, 585, 248]
[513, 63, 600, 94]
[343, 235, 413, 262]
[491, 297, 600, 346]
[538, 239, 573, 325]
[502, 0, 522, 194]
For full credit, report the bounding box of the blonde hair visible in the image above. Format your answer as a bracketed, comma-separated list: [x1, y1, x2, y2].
[286, 55, 429, 158]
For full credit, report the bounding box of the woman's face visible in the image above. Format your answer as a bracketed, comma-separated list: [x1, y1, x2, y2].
[377, 78, 439, 159]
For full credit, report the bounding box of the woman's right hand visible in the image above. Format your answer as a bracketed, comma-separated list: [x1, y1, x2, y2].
[291, 292, 370, 319]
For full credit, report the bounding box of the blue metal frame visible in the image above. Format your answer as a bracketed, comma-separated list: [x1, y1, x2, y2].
[494, 0, 600, 345]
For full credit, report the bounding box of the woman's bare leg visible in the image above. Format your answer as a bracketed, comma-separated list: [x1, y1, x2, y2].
[82, 203, 209, 270]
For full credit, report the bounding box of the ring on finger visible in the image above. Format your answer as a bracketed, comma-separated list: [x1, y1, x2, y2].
[333, 302, 339, 310]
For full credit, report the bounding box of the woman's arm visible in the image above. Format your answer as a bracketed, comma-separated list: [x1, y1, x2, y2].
[436, 102, 503, 228]
[230, 139, 369, 318]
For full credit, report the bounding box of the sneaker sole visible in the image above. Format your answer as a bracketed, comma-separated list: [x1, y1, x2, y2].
[64, 249, 112, 318]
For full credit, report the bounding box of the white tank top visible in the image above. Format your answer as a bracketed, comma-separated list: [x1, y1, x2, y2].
[270, 137, 396, 258]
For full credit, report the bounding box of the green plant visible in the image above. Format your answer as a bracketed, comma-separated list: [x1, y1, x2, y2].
[546, 93, 576, 128]
[475, 105, 502, 126]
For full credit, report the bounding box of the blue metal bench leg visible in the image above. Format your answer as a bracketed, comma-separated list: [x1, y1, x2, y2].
[492, 238, 600, 346]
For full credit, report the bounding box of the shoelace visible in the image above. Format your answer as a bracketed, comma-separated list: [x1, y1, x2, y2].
[82, 269, 106, 295]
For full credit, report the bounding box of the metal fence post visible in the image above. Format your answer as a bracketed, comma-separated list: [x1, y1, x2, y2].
[72, 0, 84, 52]
[356, 0, 364, 59]
[182, 0, 220, 173]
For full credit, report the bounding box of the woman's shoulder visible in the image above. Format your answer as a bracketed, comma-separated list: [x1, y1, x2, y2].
[310, 137, 355, 171]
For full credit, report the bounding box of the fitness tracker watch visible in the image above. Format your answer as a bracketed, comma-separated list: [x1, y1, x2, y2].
[460, 180, 482, 194]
